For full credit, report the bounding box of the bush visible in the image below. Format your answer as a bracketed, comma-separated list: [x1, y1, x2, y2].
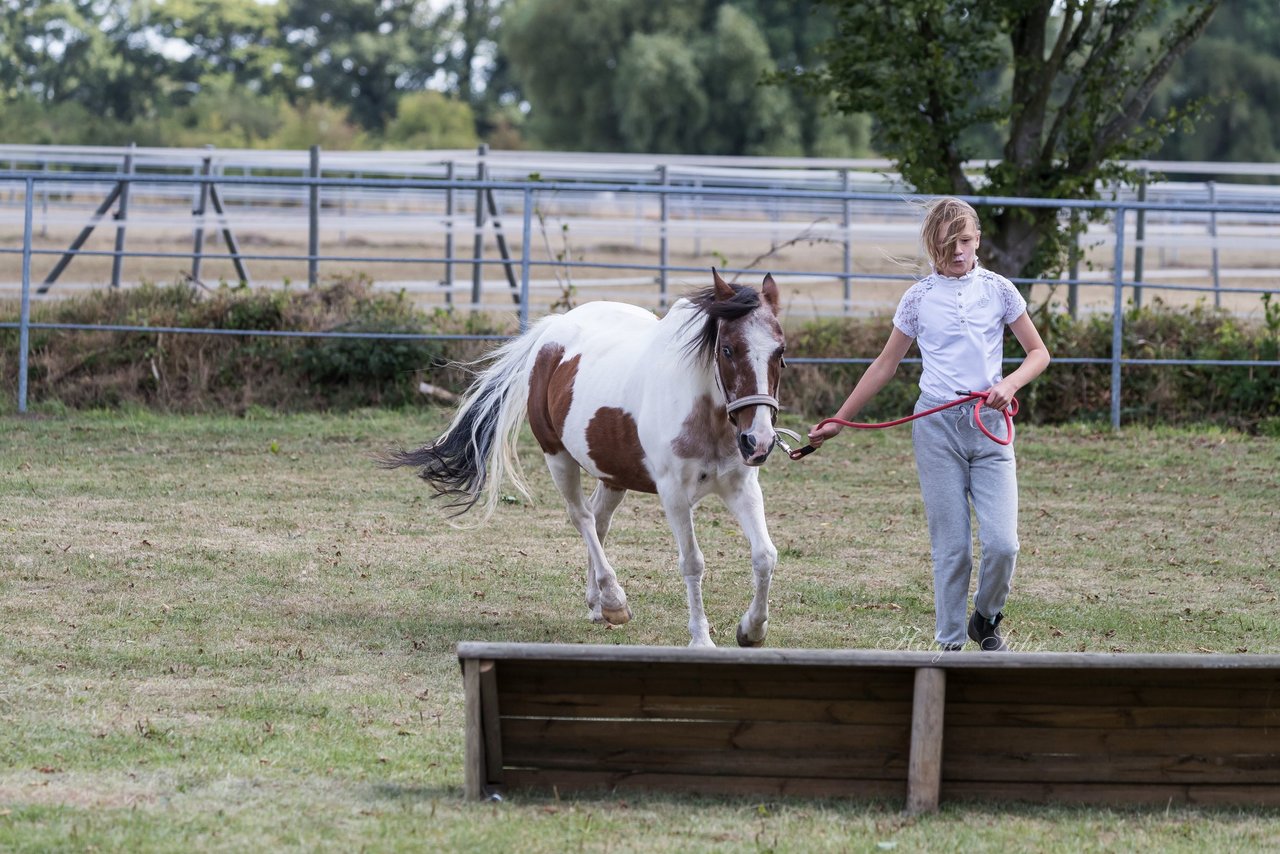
[3, 286, 1275, 431]
[0, 276, 511, 412]
[784, 298, 1279, 433]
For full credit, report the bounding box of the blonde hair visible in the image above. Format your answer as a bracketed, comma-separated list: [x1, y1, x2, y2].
[920, 197, 980, 271]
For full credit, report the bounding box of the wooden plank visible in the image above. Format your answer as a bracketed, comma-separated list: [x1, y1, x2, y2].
[944, 780, 1280, 807]
[944, 724, 1279, 756]
[906, 667, 945, 815]
[946, 669, 1280, 709]
[480, 660, 503, 786]
[942, 700, 1280, 729]
[461, 657, 485, 800]
[495, 660, 917, 705]
[503, 767, 906, 800]
[504, 745, 908, 780]
[500, 717, 909, 760]
[499, 692, 912, 725]
[455, 642, 1280, 673]
[941, 750, 1280, 784]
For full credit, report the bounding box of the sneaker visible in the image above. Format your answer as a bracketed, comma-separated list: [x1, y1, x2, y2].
[967, 611, 1008, 652]
[939, 643, 964, 652]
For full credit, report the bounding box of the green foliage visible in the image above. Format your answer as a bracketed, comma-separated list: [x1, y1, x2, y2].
[791, 0, 1224, 282]
[615, 33, 709, 154]
[294, 285, 444, 388]
[1153, 0, 1280, 165]
[502, 0, 870, 156]
[0, 276, 513, 412]
[0, 0, 501, 148]
[784, 302, 1278, 433]
[277, 0, 452, 132]
[383, 90, 481, 150]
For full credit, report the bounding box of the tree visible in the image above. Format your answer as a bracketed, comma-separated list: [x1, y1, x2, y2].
[501, 0, 851, 156]
[791, 0, 1223, 282]
[147, 0, 291, 99]
[384, 90, 479, 149]
[278, 0, 452, 132]
[1153, 0, 1280, 165]
[0, 0, 175, 123]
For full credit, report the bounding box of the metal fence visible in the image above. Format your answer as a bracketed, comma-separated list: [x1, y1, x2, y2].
[2, 155, 1278, 427]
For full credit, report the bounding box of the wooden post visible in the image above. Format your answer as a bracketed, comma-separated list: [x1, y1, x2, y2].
[478, 660, 504, 787]
[906, 667, 946, 814]
[462, 657, 486, 800]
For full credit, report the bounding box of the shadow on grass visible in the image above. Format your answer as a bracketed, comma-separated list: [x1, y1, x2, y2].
[369, 782, 459, 803]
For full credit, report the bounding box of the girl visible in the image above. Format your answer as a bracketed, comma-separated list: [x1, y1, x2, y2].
[807, 198, 1051, 651]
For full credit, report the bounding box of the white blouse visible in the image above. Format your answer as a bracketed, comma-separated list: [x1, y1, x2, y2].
[892, 265, 1027, 401]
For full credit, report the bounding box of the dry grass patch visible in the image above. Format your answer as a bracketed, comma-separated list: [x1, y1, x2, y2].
[1, 408, 1277, 850]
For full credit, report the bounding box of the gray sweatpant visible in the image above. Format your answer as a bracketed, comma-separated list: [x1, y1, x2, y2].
[911, 393, 1019, 647]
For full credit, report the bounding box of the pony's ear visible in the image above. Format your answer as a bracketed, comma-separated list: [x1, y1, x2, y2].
[761, 273, 780, 314]
[712, 267, 734, 301]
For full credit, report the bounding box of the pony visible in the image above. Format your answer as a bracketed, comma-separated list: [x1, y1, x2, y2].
[381, 269, 786, 647]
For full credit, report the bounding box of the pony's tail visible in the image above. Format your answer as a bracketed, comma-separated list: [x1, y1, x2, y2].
[377, 320, 551, 522]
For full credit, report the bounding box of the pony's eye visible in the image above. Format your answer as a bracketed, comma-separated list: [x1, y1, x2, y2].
[721, 345, 733, 358]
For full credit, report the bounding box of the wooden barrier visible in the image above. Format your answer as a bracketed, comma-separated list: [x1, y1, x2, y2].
[456, 642, 1280, 811]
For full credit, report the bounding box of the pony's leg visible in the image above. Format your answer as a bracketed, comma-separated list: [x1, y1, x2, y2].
[587, 481, 627, 544]
[660, 494, 714, 648]
[721, 478, 777, 648]
[544, 453, 632, 626]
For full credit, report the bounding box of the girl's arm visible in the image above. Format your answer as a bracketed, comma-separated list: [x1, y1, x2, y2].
[984, 311, 1051, 411]
[807, 327, 914, 445]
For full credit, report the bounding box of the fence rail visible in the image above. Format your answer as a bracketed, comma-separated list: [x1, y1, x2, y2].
[2, 152, 1278, 426]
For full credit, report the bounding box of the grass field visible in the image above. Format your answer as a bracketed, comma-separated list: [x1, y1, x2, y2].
[1, 406, 1278, 852]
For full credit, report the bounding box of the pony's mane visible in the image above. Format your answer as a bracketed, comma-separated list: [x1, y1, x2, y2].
[681, 282, 762, 366]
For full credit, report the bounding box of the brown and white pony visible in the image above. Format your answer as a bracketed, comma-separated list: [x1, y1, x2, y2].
[382, 270, 786, 647]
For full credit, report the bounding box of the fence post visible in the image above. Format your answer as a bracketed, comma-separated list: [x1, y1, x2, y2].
[444, 160, 455, 308]
[192, 147, 213, 283]
[472, 143, 489, 308]
[18, 177, 34, 413]
[40, 160, 49, 238]
[842, 169, 852, 313]
[1208, 181, 1221, 309]
[110, 143, 136, 289]
[1111, 207, 1127, 430]
[1132, 169, 1146, 311]
[1067, 208, 1080, 320]
[659, 165, 669, 309]
[309, 145, 321, 286]
[520, 188, 533, 333]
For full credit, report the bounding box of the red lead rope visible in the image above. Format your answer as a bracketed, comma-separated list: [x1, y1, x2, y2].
[787, 391, 1018, 460]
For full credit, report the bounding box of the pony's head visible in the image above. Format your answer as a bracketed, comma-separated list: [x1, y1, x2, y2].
[685, 269, 785, 466]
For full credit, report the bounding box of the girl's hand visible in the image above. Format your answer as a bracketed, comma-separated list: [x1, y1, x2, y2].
[806, 421, 843, 447]
[982, 380, 1018, 412]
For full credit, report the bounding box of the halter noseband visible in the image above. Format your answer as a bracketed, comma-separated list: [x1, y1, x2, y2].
[725, 393, 780, 416]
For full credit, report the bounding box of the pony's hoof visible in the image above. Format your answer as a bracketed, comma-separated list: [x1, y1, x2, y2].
[602, 604, 633, 625]
[736, 621, 767, 648]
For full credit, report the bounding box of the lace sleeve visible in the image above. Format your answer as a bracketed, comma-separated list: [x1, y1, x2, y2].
[997, 275, 1027, 323]
[893, 282, 927, 338]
